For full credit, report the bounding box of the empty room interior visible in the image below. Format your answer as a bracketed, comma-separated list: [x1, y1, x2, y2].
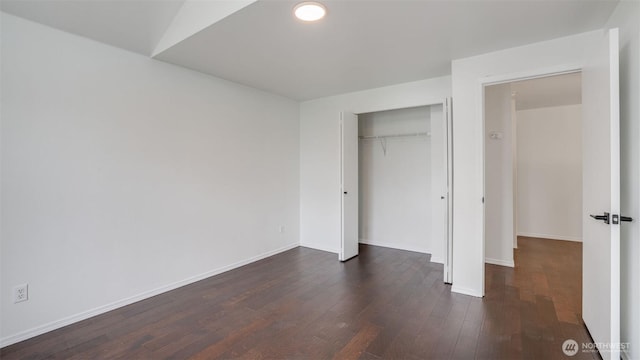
[1, 1, 639, 359]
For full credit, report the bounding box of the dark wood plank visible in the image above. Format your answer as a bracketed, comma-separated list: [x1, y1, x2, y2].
[332, 322, 381, 360]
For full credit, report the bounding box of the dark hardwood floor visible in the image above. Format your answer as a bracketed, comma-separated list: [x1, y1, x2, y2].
[1, 238, 596, 359]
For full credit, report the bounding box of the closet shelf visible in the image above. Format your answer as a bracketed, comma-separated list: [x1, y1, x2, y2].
[359, 132, 430, 140]
[359, 132, 430, 156]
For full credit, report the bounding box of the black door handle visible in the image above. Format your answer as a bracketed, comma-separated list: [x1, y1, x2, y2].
[612, 214, 633, 224]
[343, 191, 347, 195]
[590, 212, 610, 224]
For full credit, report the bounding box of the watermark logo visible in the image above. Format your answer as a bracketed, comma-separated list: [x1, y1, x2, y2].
[562, 339, 579, 356]
[561, 339, 630, 356]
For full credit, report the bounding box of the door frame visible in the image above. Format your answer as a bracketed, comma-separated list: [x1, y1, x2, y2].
[444, 98, 454, 284]
[339, 99, 453, 282]
[477, 64, 582, 295]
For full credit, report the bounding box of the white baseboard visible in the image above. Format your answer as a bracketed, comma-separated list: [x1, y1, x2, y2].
[299, 242, 338, 254]
[0, 242, 299, 348]
[485, 257, 515, 268]
[451, 285, 483, 298]
[430, 256, 444, 264]
[358, 239, 429, 255]
[517, 232, 582, 242]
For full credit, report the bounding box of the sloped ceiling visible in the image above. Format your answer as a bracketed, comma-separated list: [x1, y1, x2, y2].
[1, 0, 619, 100]
[1, 0, 186, 55]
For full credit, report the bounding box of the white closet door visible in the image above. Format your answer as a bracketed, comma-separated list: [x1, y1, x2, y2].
[582, 28, 620, 360]
[340, 111, 359, 261]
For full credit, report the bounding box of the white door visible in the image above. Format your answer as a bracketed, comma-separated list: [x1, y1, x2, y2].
[582, 28, 620, 360]
[340, 111, 359, 261]
[444, 98, 454, 284]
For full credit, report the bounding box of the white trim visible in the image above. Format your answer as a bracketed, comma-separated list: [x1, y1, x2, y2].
[359, 239, 429, 255]
[299, 242, 339, 254]
[517, 232, 582, 242]
[485, 257, 515, 268]
[339, 113, 345, 261]
[444, 97, 454, 283]
[451, 285, 483, 298]
[0, 242, 299, 348]
[352, 100, 446, 116]
[478, 65, 582, 87]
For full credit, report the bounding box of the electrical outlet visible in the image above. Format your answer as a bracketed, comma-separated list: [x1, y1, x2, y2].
[13, 284, 28, 303]
[279, 225, 285, 233]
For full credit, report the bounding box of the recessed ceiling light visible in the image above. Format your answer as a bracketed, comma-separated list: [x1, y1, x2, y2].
[294, 2, 326, 22]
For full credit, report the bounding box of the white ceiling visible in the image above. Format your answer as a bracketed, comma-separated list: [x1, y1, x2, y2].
[1, 0, 618, 100]
[511, 72, 582, 111]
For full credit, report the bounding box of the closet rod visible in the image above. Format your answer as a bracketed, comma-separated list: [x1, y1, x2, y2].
[359, 132, 430, 140]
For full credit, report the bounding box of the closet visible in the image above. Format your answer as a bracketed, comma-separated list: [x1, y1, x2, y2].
[355, 104, 447, 264]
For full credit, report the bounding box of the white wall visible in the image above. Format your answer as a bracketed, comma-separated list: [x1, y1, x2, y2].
[606, 2, 640, 360]
[516, 105, 583, 242]
[451, 30, 598, 297]
[299, 77, 451, 254]
[1, 13, 300, 346]
[358, 106, 432, 255]
[484, 84, 515, 267]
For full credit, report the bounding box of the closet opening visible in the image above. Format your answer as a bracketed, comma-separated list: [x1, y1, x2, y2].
[340, 101, 453, 283]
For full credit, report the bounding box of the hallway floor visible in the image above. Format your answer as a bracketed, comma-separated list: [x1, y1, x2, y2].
[484, 236, 598, 359]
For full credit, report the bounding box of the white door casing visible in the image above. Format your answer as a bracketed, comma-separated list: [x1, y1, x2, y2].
[444, 98, 454, 284]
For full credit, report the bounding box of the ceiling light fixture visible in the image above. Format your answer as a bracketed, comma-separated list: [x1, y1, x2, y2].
[293, 2, 327, 22]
